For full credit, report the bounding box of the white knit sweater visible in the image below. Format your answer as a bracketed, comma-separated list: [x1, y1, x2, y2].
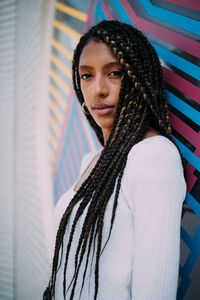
[54, 135, 187, 300]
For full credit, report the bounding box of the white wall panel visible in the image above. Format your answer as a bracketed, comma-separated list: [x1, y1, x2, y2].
[0, 0, 55, 299]
[0, 1, 15, 299]
[14, 1, 55, 299]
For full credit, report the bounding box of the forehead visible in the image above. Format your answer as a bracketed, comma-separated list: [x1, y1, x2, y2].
[79, 41, 118, 66]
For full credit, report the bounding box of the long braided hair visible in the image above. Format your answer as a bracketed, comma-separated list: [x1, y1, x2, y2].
[49, 20, 186, 300]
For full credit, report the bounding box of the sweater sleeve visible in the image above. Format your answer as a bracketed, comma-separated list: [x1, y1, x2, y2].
[123, 138, 187, 300]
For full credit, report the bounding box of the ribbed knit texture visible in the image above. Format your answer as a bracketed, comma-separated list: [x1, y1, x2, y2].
[54, 135, 187, 299]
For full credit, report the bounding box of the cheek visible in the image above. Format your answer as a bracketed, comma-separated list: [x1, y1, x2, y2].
[80, 83, 89, 100]
[113, 83, 121, 102]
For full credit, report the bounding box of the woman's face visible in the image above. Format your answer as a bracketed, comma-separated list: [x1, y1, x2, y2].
[79, 41, 123, 144]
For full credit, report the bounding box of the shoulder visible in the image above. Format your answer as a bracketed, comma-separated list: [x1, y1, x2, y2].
[125, 135, 184, 177]
[122, 135, 187, 214]
[122, 135, 186, 198]
[128, 135, 180, 159]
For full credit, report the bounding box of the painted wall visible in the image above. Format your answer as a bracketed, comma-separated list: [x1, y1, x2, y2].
[49, 1, 200, 299]
[0, 0, 199, 299]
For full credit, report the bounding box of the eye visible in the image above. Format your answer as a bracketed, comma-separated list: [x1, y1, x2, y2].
[80, 73, 92, 80]
[109, 70, 122, 77]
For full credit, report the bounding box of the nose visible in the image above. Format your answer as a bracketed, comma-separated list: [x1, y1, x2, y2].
[92, 74, 108, 98]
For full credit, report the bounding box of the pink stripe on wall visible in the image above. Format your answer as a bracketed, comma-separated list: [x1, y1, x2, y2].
[102, 0, 114, 19]
[170, 111, 200, 153]
[163, 0, 200, 11]
[63, 160, 71, 187]
[117, 0, 200, 58]
[163, 67, 200, 104]
[65, 147, 76, 183]
[84, 0, 95, 33]
[194, 147, 200, 159]
[72, 119, 85, 157]
[59, 172, 66, 196]
[68, 133, 80, 172]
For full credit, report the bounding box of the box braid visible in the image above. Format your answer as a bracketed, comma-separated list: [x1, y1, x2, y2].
[48, 20, 186, 300]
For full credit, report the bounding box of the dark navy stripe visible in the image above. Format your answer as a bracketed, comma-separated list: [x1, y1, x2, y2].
[166, 84, 200, 113]
[151, 0, 200, 21]
[144, 32, 199, 67]
[139, 0, 200, 36]
[169, 103, 200, 133]
[161, 61, 199, 87]
[174, 136, 200, 173]
[172, 127, 196, 152]
[166, 89, 200, 126]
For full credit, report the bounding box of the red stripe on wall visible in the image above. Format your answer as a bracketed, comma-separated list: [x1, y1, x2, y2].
[170, 111, 200, 153]
[163, 67, 200, 105]
[163, 0, 200, 11]
[102, 0, 114, 20]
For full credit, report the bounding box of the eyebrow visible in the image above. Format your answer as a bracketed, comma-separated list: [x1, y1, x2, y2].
[79, 61, 121, 70]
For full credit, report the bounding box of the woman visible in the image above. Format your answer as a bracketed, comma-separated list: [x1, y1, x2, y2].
[45, 20, 187, 300]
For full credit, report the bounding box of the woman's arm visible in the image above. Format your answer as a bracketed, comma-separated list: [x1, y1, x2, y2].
[124, 138, 187, 300]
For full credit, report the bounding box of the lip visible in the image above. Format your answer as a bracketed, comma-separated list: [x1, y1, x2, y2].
[92, 103, 115, 116]
[94, 107, 115, 116]
[93, 103, 114, 109]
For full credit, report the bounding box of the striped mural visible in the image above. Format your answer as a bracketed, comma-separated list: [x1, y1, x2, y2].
[49, 0, 100, 203]
[48, 0, 200, 299]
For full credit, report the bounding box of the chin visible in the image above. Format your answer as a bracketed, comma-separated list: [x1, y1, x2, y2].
[98, 123, 113, 130]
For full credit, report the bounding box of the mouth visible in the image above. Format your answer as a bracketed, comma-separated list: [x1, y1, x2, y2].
[93, 107, 115, 116]
[92, 103, 115, 116]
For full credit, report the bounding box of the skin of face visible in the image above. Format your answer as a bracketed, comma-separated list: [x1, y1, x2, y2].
[79, 41, 123, 144]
